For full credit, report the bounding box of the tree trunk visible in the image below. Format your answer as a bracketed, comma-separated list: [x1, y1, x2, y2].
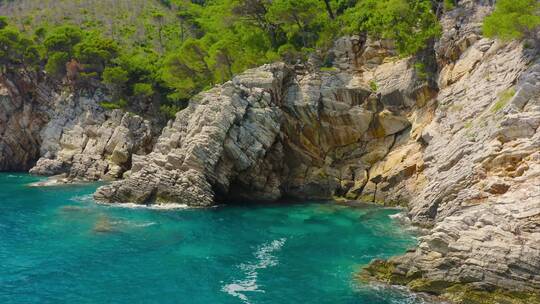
[322, 0, 335, 19]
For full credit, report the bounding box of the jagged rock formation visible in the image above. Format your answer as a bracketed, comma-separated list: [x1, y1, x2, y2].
[361, 1, 540, 300]
[94, 38, 434, 206]
[0, 0, 538, 299]
[29, 91, 154, 180]
[0, 78, 155, 180]
[382, 46, 540, 295]
[361, 2, 540, 297]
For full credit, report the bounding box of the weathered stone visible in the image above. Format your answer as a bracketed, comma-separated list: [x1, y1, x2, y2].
[0, 76, 48, 171]
[376, 110, 410, 136]
[29, 98, 154, 180]
[94, 42, 432, 206]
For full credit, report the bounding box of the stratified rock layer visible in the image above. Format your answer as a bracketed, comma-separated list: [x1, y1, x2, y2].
[0, 76, 155, 180]
[94, 38, 430, 206]
[94, 64, 286, 206]
[389, 52, 540, 294]
[0, 0, 538, 297]
[363, 1, 540, 297]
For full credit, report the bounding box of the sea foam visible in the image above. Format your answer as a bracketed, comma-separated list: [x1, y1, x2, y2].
[97, 202, 190, 210]
[222, 238, 286, 303]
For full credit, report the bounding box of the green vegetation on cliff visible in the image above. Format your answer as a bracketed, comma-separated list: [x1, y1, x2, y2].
[341, 0, 441, 55]
[483, 0, 540, 41]
[0, 0, 442, 113]
[1, 0, 538, 115]
[360, 260, 540, 304]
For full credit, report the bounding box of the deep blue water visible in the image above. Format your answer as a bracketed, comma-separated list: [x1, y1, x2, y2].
[0, 173, 424, 304]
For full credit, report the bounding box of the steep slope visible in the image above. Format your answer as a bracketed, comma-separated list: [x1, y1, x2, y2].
[0, 74, 48, 171]
[0, 0, 538, 300]
[359, 1, 540, 298]
[93, 37, 435, 206]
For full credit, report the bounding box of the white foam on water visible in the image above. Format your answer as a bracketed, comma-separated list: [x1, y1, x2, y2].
[388, 213, 405, 220]
[130, 221, 156, 227]
[222, 238, 286, 304]
[360, 283, 436, 304]
[70, 194, 94, 204]
[111, 219, 157, 228]
[28, 179, 62, 187]
[96, 202, 190, 210]
[27, 177, 87, 187]
[389, 212, 431, 236]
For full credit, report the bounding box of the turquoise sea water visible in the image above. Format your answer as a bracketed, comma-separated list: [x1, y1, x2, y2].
[0, 173, 424, 304]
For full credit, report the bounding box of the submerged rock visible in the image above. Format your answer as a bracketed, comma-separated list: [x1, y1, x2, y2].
[60, 205, 90, 213]
[93, 215, 115, 233]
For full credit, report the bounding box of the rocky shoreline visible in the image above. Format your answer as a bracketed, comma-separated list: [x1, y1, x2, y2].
[1, 0, 539, 302]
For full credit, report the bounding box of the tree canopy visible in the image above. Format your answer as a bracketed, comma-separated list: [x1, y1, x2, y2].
[342, 0, 441, 55]
[0, 0, 442, 115]
[483, 0, 540, 41]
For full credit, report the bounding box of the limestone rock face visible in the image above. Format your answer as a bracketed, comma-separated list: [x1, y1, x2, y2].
[369, 1, 540, 294]
[0, 76, 49, 171]
[1, 0, 538, 295]
[95, 63, 288, 205]
[0, 77, 155, 180]
[95, 44, 429, 205]
[435, 0, 492, 66]
[94, 1, 540, 294]
[28, 92, 154, 180]
[390, 54, 540, 292]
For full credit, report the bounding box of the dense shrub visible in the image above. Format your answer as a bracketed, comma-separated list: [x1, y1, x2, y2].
[342, 0, 441, 56]
[133, 82, 154, 98]
[483, 0, 540, 41]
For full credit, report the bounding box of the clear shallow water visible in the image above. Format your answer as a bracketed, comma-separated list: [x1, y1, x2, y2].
[0, 173, 424, 304]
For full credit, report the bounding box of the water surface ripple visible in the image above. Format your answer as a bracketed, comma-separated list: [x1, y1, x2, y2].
[0, 174, 424, 304]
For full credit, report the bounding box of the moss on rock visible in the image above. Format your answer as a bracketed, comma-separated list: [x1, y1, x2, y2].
[442, 284, 540, 304]
[358, 259, 396, 283]
[359, 259, 540, 304]
[358, 259, 411, 285]
[408, 278, 453, 294]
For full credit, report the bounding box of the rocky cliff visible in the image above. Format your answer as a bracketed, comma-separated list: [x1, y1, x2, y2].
[94, 1, 540, 301]
[94, 39, 436, 206]
[0, 74, 49, 171]
[0, 77, 156, 180]
[365, 2, 540, 299]
[29, 91, 155, 181]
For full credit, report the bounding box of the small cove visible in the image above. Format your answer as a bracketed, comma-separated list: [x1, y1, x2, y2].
[0, 173, 426, 304]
